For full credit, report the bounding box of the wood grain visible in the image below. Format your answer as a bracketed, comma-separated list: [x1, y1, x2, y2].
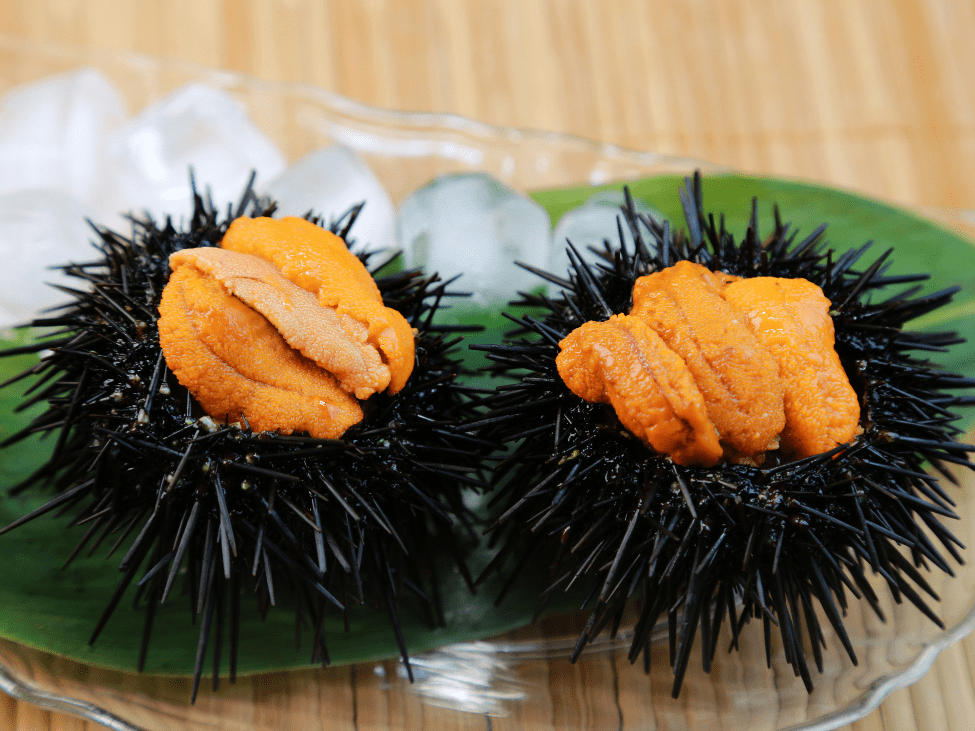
[1, 0, 975, 729]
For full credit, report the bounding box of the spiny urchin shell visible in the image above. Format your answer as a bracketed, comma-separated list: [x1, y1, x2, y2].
[471, 173, 975, 696]
[0, 180, 487, 700]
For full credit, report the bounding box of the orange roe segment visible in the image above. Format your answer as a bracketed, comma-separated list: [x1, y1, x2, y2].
[169, 247, 391, 399]
[221, 216, 414, 393]
[556, 314, 722, 467]
[630, 261, 785, 460]
[722, 277, 861, 459]
[158, 264, 362, 439]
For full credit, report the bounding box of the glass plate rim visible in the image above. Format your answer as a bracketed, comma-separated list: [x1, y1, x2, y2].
[0, 33, 730, 178]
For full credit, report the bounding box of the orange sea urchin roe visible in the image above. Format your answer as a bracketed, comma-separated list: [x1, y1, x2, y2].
[556, 263, 860, 466]
[722, 277, 861, 459]
[630, 261, 786, 460]
[168, 247, 391, 399]
[157, 264, 363, 439]
[157, 216, 416, 439]
[556, 315, 723, 467]
[221, 216, 415, 393]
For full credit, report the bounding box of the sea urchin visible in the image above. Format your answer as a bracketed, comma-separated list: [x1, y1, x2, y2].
[0, 180, 486, 700]
[471, 173, 975, 696]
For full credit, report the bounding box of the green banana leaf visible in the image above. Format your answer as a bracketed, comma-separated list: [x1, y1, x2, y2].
[0, 172, 972, 677]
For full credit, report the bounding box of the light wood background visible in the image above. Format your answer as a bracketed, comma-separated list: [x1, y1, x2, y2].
[2, 0, 975, 729]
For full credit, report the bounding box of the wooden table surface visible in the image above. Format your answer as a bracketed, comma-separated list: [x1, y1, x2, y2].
[1, 1, 975, 729]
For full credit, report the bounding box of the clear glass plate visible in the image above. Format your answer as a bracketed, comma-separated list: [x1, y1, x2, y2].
[2, 33, 975, 731]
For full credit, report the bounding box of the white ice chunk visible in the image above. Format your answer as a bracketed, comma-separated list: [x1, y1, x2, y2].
[549, 190, 663, 282]
[262, 146, 395, 253]
[397, 173, 551, 305]
[0, 189, 99, 329]
[0, 68, 127, 203]
[100, 84, 285, 228]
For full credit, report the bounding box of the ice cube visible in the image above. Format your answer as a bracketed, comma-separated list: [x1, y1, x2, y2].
[0, 68, 127, 203]
[397, 173, 551, 305]
[262, 146, 395, 253]
[0, 189, 100, 329]
[549, 190, 663, 282]
[99, 84, 285, 228]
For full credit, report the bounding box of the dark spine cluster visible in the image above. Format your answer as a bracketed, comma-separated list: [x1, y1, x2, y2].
[0, 180, 487, 700]
[470, 173, 975, 696]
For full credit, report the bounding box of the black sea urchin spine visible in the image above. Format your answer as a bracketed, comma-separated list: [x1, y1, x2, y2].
[0, 179, 488, 700]
[470, 174, 975, 696]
